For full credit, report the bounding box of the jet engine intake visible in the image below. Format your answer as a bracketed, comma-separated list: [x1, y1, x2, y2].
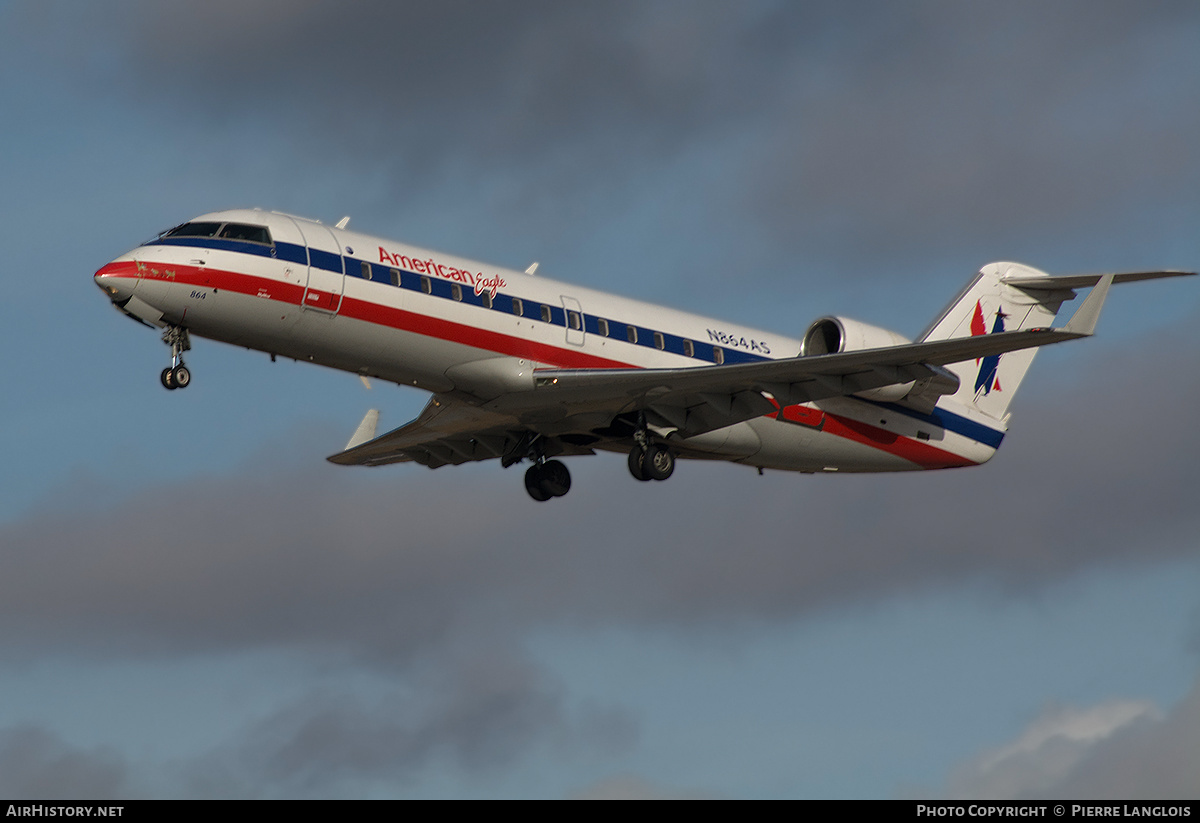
[801, 316, 911, 355]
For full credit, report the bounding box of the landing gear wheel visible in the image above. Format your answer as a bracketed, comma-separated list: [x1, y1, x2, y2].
[524, 461, 571, 501]
[628, 446, 649, 481]
[160, 325, 192, 392]
[643, 444, 675, 481]
[524, 465, 552, 502]
[540, 460, 571, 497]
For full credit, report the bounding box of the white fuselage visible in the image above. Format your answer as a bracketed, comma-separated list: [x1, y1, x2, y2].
[95, 209, 1003, 473]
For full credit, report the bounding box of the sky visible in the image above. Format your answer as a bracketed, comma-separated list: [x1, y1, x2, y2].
[0, 0, 1198, 799]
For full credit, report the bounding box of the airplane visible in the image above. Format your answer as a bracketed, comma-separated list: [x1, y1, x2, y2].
[94, 208, 1193, 501]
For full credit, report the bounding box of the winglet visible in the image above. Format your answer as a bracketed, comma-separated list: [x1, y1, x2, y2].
[345, 409, 380, 450]
[1062, 273, 1115, 336]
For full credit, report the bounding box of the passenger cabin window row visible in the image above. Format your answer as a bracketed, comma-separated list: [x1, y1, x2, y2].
[153, 224, 748, 366]
[350, 256, 749, 366]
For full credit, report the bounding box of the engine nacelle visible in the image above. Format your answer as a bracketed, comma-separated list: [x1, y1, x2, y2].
[801, 316, 917, 403]
[801, 316, 911, 355]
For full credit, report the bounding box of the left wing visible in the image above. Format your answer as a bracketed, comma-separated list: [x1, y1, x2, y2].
[329, 275, 1112, 467]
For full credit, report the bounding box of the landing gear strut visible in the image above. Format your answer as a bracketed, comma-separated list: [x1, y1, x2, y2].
[160, 326, 192, 390]
[524, 459, 571, 502]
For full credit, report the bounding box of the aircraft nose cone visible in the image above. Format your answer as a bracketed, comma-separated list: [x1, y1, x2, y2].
[94, 260, 138, 302]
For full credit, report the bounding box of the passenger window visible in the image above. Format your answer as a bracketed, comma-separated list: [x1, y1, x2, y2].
[568, 310, 581, 331]
[451, 284, 462, 301]
[361, 261, 371, 280]
[683, 340, 694, 357]
[597, 318, 609, 337]
[653, 332, 665, 350]
[512, 298, 523, 316]
[481, 292, 492, 309]
[627, 325, 638, 344]
[713, 347, 724, 364]
[389, 268, 400, 286]
[540, 305, 551, 323]
[421, 276, 431, 294]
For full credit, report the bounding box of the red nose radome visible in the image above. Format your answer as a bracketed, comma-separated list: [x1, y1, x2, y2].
[94, 259, 139, 299]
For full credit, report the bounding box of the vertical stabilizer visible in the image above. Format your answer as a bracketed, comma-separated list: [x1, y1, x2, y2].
[919, 262, 1075, 422]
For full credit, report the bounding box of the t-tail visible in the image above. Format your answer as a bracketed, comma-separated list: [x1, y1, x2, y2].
[919, 262, 1184, 424]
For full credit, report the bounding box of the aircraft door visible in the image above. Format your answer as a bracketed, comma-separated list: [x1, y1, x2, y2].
[295, 220, 345, 314]
[561, 295, 585, 346]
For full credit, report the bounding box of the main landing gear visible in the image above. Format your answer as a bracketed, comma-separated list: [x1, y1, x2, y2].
[627, 442, 675, 482]
[524, 459, 571, 502]
[626, 417, 675, 483]
[160, 325, 192, 390]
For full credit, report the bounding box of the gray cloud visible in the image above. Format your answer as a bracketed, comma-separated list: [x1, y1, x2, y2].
[25, 1, 1200, 278]
[4, 316, 1199, 662]
[185, 648, 635, 798]
[4, 2, 1199, 796]
[1047, 682, 1200, 799]
[5, 316, 1195, 797]
[0, 725, 131, 799]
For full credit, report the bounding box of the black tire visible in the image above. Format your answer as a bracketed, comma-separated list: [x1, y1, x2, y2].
[160, 367, 176, 390]
[540, 460, 571, 497]
[171, 365, 191, 389]
[524, 464, 552, 502]
[628, 446, 649, 481]
[643, 444, 675, 481]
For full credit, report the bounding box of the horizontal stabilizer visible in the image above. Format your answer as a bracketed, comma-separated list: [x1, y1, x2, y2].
[1002, 270, 1195, 290]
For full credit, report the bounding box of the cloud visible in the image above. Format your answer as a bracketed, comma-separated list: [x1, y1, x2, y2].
[0, 725, 131, 799]
[185, 648, 635, 798]
[23, 1, 1200, 277]
[3, 315, 1199, 662]
[943, 699, 1161, 799]
[942, 679, 1200, 799]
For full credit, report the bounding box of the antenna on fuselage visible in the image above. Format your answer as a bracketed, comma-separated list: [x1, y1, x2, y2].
[335, 216, 351, 229]
[525, 262, 539, 276]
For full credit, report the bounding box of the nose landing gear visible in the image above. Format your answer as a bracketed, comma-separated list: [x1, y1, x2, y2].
[160, 326, 192, 390]
[160, 365, 191, 390]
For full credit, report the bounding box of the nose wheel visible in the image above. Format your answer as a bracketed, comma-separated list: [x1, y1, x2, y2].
[160, 326, 192, 390]
[160, 365, 191, 390]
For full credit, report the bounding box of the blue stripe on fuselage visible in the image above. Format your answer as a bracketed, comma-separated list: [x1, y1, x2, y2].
[142, 236, 1004, 448]
[862, 399, 1006, 449]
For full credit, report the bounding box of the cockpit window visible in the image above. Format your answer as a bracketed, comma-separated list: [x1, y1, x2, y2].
[163, 222, 221, 238]
[219, 223, 272, 244]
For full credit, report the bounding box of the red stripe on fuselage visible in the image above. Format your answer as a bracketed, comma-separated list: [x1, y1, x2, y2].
[128, 257, 978, 466]
[819, 413, 978, 469]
